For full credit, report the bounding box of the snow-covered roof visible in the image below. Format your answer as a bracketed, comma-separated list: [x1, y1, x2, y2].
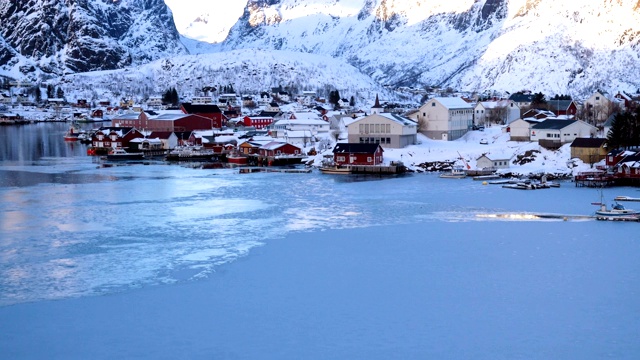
[153, 113, 189, 121]
[273, 119, 328, 126]
[434, 97, 473, 109]
[113, 113, 140, 120]
[291, 112, 321, 120]
[261, 141, 293, 150]
[377, 113, 416, 126]
[130, 138, 162, 144]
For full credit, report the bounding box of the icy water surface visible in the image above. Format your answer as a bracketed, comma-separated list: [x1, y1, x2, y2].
[1, 123, 638, 307]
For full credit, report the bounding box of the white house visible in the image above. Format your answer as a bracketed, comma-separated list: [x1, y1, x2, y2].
[270, 119, 330, 140]
[476, 153, 511, 170]
[583, 90, 614, 123]
[508, 118, 542, 141]
[147, 96, 163, 109]
[530, 119, 598, 148]
[347, 112, 417, 149]
[414, 97, 473, 141]
[192, 96, 213, 105]
[474, 100, 520, 126]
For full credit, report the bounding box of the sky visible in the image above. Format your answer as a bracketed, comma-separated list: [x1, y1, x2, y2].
[163, 0, 247, 42]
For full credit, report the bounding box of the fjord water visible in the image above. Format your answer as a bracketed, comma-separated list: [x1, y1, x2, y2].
[1, 123, 639, 358]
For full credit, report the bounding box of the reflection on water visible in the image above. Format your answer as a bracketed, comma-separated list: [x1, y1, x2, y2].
[0, 122, 99, 163]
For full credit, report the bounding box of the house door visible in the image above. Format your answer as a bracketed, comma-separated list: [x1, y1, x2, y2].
[442, 133, 448, 140]
[350, 156, 356, 164]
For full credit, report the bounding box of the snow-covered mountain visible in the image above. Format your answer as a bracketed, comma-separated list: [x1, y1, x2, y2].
[2, 0, 639, 99]
[208, 0, 640, 97]
[0, 0, 187, 78]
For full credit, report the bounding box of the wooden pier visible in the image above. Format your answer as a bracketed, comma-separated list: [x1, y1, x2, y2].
[574, 171, 616, 187]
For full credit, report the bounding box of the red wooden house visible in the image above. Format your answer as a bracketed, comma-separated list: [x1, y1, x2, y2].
[611, 152, 640, 179]
[91, 127, 144, 151]
[180, 103, 227, 128]
[548, 100, 578, 116]
[243, 116, 274, 129]
[332, 143, 384, 166]
[258, 141, 302, 157]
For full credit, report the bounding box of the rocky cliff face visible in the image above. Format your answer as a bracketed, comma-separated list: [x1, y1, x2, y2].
[0, 0, 188, 77]
[215, 0, 640, 96]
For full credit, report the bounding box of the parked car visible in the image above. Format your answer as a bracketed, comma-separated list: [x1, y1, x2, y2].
[479, 138, 488, 145]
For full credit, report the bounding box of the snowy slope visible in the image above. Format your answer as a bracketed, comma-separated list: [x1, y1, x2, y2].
[56, 49, 390, 105]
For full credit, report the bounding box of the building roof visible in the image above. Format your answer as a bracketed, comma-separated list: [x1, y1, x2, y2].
[351, 113, 416, 127]
[531, 119, 577, 130]
[112, 113, 141, 120]
[432, 97, 473, 109]
[569, 137, 606, 148]
[509, 93, 534, 102]
[180, 102, 223, 114]
[153, 113, 191, 121]
[148, 131, 174, 139]
[259, 111, 280, 117]
[333, 143, 383, 154]
[547, 100, 575, 111]
[260, 141, 299, 151]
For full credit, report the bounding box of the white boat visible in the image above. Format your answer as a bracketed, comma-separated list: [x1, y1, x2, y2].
[502, 181, 550, 190]
[614, 196, 640, 202]
[106, 148, 145, 161]
[165, 145, 215, 161]
[439, 166, 467, 179]
[593, 191, 640, 220]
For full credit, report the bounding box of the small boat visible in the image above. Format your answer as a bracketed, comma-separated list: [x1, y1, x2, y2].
[593, 190, 640, 220]
[63, 123, 83, 141]
[502, 179, 551, 190]
[319, 165, 352, 174]
[106, 148, 145, 161]
[595, 202, 640, 216]
[165, 145, 215, 161]
[439, 166, 467, 179]
[614, 196, 640, 202]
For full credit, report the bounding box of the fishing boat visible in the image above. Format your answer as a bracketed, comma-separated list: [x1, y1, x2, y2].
[439, 165, 467, 179]
[105, 148, 145, 161]
[593, 191, 640, 220]
[165, 145, 215, 161]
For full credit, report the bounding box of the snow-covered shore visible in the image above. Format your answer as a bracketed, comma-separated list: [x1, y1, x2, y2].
[312, 125, 598, 178]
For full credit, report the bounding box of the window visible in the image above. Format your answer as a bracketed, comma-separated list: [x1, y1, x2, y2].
[337, 156, 345, 162]
[359, 124, 364, 133]
[386, 124, 390, 133]
[375, 124, 380, 133]
[367, 157, 373, 162]
[365, 124, 369, 133]
[432, 102, 435, 107]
